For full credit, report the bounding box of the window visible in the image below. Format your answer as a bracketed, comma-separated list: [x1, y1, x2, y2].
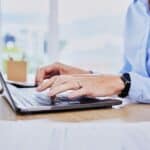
[58, 0, 130, 73]
[0, 0, 130, 74]
[0, 0, 58, 73]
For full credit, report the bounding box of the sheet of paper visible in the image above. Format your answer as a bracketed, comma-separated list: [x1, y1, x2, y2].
[0, 120, 150, 150]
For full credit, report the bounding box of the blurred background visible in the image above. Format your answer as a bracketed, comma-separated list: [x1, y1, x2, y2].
[0, 0, 130, 74]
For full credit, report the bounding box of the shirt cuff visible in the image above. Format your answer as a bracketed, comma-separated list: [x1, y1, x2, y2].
[127, 72, 148, 103]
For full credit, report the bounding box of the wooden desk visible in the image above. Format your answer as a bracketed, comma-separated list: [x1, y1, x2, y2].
[1, 96, 150, 122]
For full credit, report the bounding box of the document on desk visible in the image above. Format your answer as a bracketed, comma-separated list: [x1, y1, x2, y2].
[0, 120, 150, 150]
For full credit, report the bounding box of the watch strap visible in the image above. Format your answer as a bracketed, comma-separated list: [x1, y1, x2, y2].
[118, 73, 131, 98]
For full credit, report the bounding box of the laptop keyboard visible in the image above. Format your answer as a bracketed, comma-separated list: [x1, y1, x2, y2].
[7, 84, 80, 108]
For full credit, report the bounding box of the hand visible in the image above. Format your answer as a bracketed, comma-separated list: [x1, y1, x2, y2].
[37, 74, 125, 98]
[35, 62, 91, 84]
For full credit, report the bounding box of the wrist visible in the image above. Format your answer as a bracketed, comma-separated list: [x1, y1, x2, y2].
[98, 74, 125, 96]
[115, 76, 125, 95]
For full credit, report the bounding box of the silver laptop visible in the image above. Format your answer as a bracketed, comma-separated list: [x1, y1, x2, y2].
[0, 72, 122, 114]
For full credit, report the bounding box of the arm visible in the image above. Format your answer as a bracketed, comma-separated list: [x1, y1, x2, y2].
[35, 62, 91, 84]
[120, 56, 150, 103]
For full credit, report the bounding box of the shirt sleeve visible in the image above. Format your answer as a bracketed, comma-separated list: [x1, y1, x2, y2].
[120, 56, 132, 73]
[120, 57, 150, 103]
[126, 72, 150, 103]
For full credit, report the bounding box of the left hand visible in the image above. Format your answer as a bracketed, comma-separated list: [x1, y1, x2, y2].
[37, 74, 125, 98]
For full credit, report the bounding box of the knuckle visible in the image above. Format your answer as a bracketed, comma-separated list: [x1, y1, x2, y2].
[59, 75, 65, 78]
[72, 80, 79, 89]
[52, 75, 59, 81]
[54, 62, 61, 68]
[82, 89, 87, 95]
[60, 75, 70, 81]
[85, 89, 93, 96]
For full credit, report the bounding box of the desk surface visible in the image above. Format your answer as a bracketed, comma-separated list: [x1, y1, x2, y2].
[0, 96, 150, 122]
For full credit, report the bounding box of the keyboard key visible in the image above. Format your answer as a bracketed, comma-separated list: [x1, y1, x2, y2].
[7, 84, 81, 107]
[35, 93, 51, 105]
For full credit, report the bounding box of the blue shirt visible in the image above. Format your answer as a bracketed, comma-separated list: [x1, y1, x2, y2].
[121, 0, 150, 103]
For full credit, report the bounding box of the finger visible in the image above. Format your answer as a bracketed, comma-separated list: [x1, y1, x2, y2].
[35, 68, 46, 84]
[68, 88, 86, 98]
[35, 63, 59, 84]
[72, 74, 93, 77]
[49, 81, 79, 96]
[37, 76, 57, 91]
[44, 64, 59, 76]
[51, 75, 72, 88]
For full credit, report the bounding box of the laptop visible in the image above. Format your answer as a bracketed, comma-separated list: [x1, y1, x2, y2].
[0, 72, 122, 114]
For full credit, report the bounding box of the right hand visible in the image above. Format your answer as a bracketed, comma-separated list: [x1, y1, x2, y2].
[35, 62, 91, 84]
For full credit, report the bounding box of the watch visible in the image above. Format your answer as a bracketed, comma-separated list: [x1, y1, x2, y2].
[118, 73, 131, 98]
